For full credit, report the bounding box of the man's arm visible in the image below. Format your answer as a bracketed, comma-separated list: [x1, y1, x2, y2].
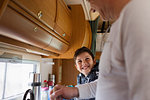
[76, 80, 97, 99]
[50, 80, 97, 100]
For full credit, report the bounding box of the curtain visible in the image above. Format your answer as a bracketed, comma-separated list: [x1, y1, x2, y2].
[89, 16, 100, 56]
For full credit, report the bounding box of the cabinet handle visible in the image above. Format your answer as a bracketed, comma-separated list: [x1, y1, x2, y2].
[62, 33, 66, 37]
[37, 11, 43, 19]
[34, 27, 38, 32]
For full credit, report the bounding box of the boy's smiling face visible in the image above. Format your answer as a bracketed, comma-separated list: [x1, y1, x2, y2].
[75, 52, 96, 76]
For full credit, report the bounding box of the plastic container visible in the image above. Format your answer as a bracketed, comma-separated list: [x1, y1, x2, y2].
[41, 87, 50, 100]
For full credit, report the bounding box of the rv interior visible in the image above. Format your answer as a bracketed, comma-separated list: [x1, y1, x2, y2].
[0, 0, 112, 100]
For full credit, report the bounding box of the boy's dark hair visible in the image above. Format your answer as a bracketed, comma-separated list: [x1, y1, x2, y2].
[74, 46, 94, 61]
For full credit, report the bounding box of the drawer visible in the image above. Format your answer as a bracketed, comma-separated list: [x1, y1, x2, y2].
[12, 0, 56, 29]
[0, 6, 53, 49]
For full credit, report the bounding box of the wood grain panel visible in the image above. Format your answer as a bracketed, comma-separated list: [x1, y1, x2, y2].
[0, 7, 68, 54]
[44, 5, 92, 59]
[0, 35, 59, 56]
[52, 59, 63, 84]
[0, 0, 9, 18]
[0, 1, 69, 54]
[12, 0, 56, 29]
[62, 59, 79, 86]
[0, 7, 52, 49]
[8, 0, 69, 45]
[82, 21, 92, 48]
[53, 59, 79, 86]
[54, 0, 72, 42]
[95, 52, 102, 60]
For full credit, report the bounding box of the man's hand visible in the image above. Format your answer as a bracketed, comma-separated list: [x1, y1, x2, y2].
[50, 84, 79, 100]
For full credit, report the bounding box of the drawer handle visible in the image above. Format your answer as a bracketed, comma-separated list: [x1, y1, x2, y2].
[34, 27, 38, 32]
[37, 11, 43, 19]
[62, 33, 66, 37]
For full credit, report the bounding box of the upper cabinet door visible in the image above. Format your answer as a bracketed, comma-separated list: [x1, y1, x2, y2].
[54, 0, 72, 42]
[12, 0, 56, 29]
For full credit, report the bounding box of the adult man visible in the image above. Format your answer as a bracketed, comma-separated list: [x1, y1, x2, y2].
[50, 0, 150, 100]
[74, 47, 99, 100]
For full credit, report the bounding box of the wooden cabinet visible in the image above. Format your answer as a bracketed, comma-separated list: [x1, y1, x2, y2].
[54, 0, 72, 42]
[44, 5, 92, 58]
[0, 7, 52, 49]
[0, 0, 70, 55]
[0, 1, 90, 58]
[12, 0, 56, 30]
[53, 59, 79, 85]
[61, 59, 79, 85]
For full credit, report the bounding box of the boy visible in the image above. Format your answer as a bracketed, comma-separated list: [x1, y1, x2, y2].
[74, 47, 99, 100]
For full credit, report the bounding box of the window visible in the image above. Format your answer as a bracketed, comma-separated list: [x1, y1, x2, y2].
[0, 58, 39, 100]
[0, 63, 5, 99]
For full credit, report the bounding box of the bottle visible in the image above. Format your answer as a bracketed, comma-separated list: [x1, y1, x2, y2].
[43, 80, 48, 87]
[41, 87, 50, 100]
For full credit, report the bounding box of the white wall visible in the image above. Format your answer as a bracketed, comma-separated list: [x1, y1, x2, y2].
[40, 58, 54, 85]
